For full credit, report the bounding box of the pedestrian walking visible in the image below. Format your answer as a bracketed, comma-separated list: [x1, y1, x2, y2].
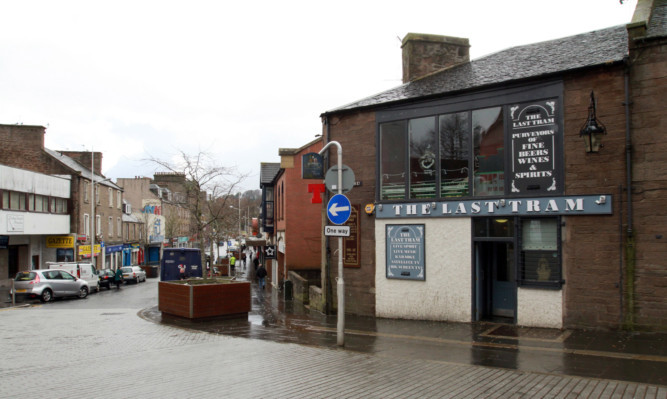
[113, 267, 123, 289]
[253, 256, 259, 271]
[256, 264, 267, 290]
[229, 254, 236, 276]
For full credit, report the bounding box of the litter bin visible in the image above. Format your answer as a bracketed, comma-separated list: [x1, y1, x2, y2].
[284, 280, 293, 301]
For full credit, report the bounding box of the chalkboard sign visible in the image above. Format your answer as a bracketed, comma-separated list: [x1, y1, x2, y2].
[386, 224, 425, 280]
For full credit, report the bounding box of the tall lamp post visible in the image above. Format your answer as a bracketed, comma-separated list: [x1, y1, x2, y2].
[90, 151, 96, 268]
[229, 195, 241, 239]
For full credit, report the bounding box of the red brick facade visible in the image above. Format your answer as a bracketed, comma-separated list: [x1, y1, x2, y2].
[275, 139, 323, 284]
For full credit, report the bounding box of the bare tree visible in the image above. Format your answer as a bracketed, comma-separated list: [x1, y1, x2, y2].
[149, 150, 248, 278]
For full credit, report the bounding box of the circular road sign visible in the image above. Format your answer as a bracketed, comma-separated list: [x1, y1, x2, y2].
[327, 194, 351, 225]
[324, 164, 355, 194]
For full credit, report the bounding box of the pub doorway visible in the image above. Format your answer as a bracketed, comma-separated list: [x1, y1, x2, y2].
[473, 218, 516, 323]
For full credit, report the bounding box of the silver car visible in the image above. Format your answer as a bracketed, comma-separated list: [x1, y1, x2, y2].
[11, 269, 90, 303]
[121, 266, 146, 284]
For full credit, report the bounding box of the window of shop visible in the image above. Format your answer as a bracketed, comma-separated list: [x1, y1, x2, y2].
[440, 112, 470, 197]
[473, 107, 504, 196]
[409, 117, 437, 199]
[473, 216, 562, 289]
[84, 214, 90, 236]
[518, 217, 561, 288]
[380, 121, 407, 200]
[377, 82, 563, 202]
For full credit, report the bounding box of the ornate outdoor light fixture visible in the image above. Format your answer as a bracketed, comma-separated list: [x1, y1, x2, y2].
[579, 91, 607, 153]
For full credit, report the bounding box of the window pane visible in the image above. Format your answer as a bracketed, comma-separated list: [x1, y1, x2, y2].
[2, 191, 8, 209]
[439, 112, 470, 197]
[10, 192, 20, 210]
[28, 194, 35, 211]
[473, 218, 514, 238]
[380, 121, 407, 200]
[409, 117, 437, 199]
[473, 107, 504, 196]
[520, 218, 560, 285]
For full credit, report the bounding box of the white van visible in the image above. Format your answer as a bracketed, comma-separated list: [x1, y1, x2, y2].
[46, 262, 100, 292]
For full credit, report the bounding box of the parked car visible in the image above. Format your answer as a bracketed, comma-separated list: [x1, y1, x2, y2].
[11, 269, 90, 303]
[98, 269, 117, 289]
[121, 266, 146, 284]
[46, 262, 100, 292]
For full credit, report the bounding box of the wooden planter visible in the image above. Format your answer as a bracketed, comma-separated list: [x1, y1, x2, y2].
[158, 280, 251, 319]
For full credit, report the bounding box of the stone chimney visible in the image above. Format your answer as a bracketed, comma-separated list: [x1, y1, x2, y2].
[60, 151, 103, 175]
[401, 33, 470, 83]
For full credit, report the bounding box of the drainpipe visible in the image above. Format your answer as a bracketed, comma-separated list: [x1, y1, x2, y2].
[623, 57, 635, 329]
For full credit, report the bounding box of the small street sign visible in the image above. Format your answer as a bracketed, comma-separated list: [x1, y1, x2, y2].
[327, 194, 351, 225]
[324, 225, 350, 237]
[324, 165, 355, 193]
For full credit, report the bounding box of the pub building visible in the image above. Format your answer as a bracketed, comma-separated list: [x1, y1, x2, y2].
[318, 0, 666, 331]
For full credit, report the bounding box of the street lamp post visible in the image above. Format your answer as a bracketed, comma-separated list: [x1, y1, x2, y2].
[90, 151, 95, 268]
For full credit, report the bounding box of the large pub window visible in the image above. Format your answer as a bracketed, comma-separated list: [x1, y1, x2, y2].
[409, 117, 437, 199]
[439, 112, 470, 197]
[473, 107, 504, 196]
[377, 82, 563, 201]
[380, 121, 407, 200]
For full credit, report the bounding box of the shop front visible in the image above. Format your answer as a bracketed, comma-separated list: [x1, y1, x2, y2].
[372, 82, 612, 328]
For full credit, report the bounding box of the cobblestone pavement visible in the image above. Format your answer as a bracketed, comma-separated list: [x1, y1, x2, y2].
[1, 302, 666, 399]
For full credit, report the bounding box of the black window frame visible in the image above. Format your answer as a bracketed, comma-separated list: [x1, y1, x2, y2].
[376, 80, 564, 203]
[517, 216, 563, 289]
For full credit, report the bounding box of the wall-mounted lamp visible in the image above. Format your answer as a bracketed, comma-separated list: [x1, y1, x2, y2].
[579, 91, 607, 153]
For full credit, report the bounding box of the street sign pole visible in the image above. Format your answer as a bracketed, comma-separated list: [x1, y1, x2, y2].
[319, 140, 345, 346]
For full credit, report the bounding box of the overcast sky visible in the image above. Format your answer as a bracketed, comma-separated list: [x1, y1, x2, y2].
[0, 0, 638, 192]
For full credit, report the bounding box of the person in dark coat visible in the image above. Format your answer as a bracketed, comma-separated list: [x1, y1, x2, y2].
[256, 264, 267, 290]
[113, 267, 123, 289]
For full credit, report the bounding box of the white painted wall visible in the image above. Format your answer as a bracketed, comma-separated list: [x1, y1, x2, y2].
[0, 211, 70, 235]
[517, 287, 563, 328]
[0, 165, 70, 197]
[375, 218, 471, 322]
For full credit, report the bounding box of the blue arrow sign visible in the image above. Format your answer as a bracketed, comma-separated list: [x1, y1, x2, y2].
[327, 194, 351, 225]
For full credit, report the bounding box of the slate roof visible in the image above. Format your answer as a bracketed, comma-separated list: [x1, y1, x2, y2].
[646, 0, 667, 38]
[259, 162, 281, 186]
[44, 148, 121, 189]
[324, 25, 630, 115]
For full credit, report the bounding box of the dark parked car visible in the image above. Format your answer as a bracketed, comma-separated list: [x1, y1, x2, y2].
[98, 269, 117, 289]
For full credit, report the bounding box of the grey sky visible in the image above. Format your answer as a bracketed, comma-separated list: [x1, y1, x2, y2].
[0, 0, 637, 191]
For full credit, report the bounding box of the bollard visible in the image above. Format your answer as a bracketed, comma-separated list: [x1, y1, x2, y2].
[284, 280, 293, 301]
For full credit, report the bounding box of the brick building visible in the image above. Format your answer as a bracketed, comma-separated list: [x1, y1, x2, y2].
[273, 138, 323, 289]
[318, 0, 666, 331]
[0, 124, 124, 270]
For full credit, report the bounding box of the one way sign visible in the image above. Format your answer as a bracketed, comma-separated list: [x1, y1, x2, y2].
[324, 225, 350, 237]
[327, 194, 351, 225]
